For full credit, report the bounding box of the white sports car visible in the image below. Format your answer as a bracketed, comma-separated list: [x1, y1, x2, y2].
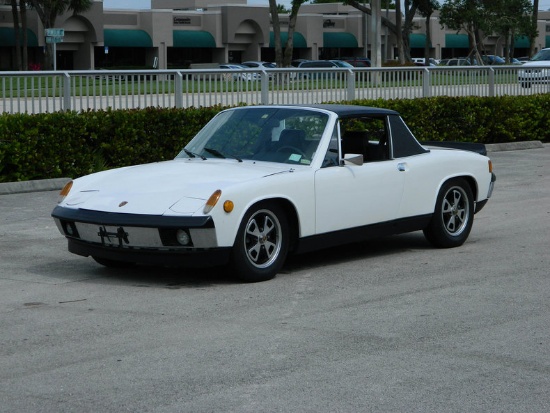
[52, 104, 496, 282]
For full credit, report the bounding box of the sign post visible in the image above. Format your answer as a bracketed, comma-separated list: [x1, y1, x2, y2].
[45, 29, 65, 70]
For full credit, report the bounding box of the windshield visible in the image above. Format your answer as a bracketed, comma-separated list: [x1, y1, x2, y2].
[177, 107, 329, 165]
[530, 49, 550, 61]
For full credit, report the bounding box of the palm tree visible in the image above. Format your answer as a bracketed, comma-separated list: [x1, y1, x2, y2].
[29, 0, 93, 69]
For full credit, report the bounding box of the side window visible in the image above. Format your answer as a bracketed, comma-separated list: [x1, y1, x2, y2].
[322, 124, 339, 168]
[340, 116, 389, 162]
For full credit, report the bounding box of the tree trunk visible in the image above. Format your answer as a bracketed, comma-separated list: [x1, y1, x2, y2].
[396, 0, 405, 64]
[530, 0, 539, 57]
[10, 0, 22, 70]
[29, 0, 56, 70]
[424, 13, 432, 64]
[269, 0, 283, 67]
[284, 1, 303, 67]
[20, 0, 28, 70]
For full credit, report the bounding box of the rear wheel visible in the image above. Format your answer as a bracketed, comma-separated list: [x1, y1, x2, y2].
[231, 203, 289, 282]
[423, 179, 474, 248]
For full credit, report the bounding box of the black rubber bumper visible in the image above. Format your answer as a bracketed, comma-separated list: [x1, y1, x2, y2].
[68, 239, 231, 267]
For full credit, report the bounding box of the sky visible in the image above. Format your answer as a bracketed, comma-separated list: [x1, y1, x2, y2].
[103, 1, 296, 10]
[103, 0, 550, 10]
[103, 1, 550, 11]
[103, 0, 550, 11]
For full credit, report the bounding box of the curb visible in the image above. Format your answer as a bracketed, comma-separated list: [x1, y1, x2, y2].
[485, 140, 544, 152]
[0, 177, 71, 196]
[0, 141, 545, 195]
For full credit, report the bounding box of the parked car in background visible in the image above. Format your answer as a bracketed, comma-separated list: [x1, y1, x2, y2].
[481, 55, 505, 65]
[219, 64, 259, 81]
[241, 61, 276, 69]
[341, 57, 371, 67]
[297, 60, 343, 79]
[52, 104, 495, 283]
[411, 57, 439, 66]
[291, 59, 310, 67]
[241, 61, 276, 79]
[439, 58, 472, 66]
[329, 60, 354, 68]
[518, 48, 550, 87]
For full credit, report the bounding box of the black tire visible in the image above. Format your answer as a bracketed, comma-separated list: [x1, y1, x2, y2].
[92, 256, 135, 268]
[231, 203, 289, 282]
[423, 178, 474, 248]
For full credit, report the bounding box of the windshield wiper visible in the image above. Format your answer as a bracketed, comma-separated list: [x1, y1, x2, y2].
[183, 149, 206, 160]
[204, 147, 242, 162]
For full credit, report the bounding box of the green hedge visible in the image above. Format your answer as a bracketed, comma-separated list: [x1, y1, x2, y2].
[1, 96, 548, 182]
[348, 95, 550, 144]
[0, 106, 223, 182]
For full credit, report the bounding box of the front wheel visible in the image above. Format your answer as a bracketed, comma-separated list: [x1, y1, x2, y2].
[231, 203, 289, 282]
[423, 179, 474, 248]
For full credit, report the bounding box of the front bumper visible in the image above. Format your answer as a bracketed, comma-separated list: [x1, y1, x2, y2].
[67, 238, 231, 267]
[52, 206, 230, 267]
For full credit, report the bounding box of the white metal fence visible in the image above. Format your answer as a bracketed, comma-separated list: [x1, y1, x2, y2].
[1, 65, 549, 114]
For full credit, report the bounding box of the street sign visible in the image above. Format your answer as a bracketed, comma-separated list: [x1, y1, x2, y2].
[46, 37, 64, 44]
[44, 28, 65, 70]
[45, 28, 65, 37]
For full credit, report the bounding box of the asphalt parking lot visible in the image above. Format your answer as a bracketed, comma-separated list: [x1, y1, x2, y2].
[0, 145, 549, 412]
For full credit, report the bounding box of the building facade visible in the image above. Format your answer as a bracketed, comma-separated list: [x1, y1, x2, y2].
[1, 0, 548, 71]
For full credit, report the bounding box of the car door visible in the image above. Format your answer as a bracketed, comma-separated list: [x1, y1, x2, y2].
[314, 118, 406, 235]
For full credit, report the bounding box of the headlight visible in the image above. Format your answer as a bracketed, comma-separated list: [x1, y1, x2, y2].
[176, 229, 192, 246]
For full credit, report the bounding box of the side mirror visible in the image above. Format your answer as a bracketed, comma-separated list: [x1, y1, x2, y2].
[342, 153, 364, 166]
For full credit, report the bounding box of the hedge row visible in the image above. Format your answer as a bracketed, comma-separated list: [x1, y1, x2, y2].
[355, 95, 550, 144]
[1, 95, 548, 182]
[0, 105, 224, 182]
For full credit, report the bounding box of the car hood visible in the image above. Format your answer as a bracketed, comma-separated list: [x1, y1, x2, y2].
[64, 159, 294, 215]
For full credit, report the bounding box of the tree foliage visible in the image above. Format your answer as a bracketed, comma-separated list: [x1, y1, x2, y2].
[440, 0, 535, 62]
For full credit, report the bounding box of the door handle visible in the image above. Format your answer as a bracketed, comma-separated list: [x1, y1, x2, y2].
[397, 162, 407, 172]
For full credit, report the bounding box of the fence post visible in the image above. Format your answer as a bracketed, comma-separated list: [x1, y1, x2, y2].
[488, 67, 495, 97]
[261, 71, 269, 105]
[175, 71, 183, 108]
[422, 68, 431, 98]
[63, 72, 71, 111]
[347, 69, 355, 101]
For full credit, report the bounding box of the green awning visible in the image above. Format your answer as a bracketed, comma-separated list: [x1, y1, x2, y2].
[0, 27, 38, 47]
[104, 29, 152, 48]
[269, 31, 307, 48]
[173, 31, 216, 48]
[409, 33, 427, 48]
[514, 36, 530, 48]
[323, 32, 358, 48]
[445, 34, 469, 48]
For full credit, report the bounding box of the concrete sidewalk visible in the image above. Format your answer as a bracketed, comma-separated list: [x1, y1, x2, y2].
[0, 141, 545, 196]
